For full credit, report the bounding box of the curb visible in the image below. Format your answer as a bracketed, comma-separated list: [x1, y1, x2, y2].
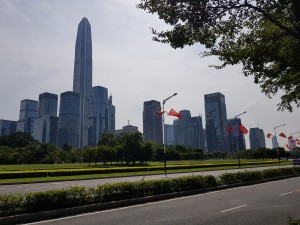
[0, 174, 299, 225]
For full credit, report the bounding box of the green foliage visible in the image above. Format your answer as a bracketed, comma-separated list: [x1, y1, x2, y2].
[0, 132, 38, 148]
[137, 0, 300, 111]
[289, 217, 300, 225]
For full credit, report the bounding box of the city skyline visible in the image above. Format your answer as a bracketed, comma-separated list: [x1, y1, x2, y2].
[0, 1, 300, 149]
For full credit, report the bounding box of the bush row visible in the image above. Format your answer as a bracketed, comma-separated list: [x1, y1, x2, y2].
[0, 161, 279, 179]
[1, 167, 299, 217]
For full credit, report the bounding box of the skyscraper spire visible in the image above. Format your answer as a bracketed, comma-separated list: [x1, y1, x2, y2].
[73, 17, 93, 147]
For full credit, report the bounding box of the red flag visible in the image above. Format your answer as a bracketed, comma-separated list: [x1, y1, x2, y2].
[168, 109, 182, 119]
[266, 133, 272, 138]
[285, 144, 290, 151]
[288, 136, 293, 140]
[295, 139, 299, 142]
[156, 111, 166, 116]
[297, 141, 300, 146]
[239, 124, 248, 134]
[279, 132, 286, 138]
[226, 126, 233, 133]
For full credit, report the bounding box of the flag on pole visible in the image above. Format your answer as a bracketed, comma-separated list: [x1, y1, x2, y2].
[288, 136, 293, 141]
[168, 109, 182, 119]
[279, 132, 286, 138]
[156, 111, 166, 116]
[239, 124, 248, 134]
[226, 126, 233, 133]
[285, 144, 290, 151]
[266, 133, 272, 138]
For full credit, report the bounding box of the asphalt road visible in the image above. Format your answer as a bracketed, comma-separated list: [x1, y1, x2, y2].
[0, 165, 293, 194]
[21, 176, 300, 225]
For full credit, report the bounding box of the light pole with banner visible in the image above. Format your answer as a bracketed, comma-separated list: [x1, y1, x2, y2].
[162, 93, 177, 175]
[290, 131, 300, 158]
[274, 123, 286, 165]
[234, 111, 247, 167]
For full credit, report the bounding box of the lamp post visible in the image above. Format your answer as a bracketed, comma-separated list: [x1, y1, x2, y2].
[274, 123, 286, 165]
[162, 93, 177, 175]
[234, 111, 247, 167]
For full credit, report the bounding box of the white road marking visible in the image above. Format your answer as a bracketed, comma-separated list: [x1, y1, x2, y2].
[220, 204, 247, 213]
[280, 191, 294, 196]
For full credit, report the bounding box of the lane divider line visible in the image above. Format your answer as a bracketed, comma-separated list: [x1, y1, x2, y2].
[220, 204, 247, 213]
[280, 191, 294, 196]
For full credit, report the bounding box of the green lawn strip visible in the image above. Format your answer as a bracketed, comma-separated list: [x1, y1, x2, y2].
[0, 161, 284, 180]
[0, 159, 280, 171]
[0, 162, 291, 185]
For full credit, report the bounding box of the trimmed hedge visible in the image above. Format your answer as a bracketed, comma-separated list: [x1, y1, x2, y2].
[0, 160, 280, 179]
[0, 167, 299, 217]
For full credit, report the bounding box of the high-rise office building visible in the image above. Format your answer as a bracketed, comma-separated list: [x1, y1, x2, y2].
[173, 110, 205, 149]
[73, 17, 93, 148]
[38, 93, 58, 117]
[227, 118, 246, 152]
[57, 91, 80, 148]
[249, 127, 266, 149]
[0, 119, 17, 137]
[34, 92, 58, 145]
[143, 100, 163, 144]
[107, 95, 115, 134]
[204, 92, 229, 152]
[16, 99, 38, 135]
[164, 124, 174, 146]
[89, 86, 109, 146]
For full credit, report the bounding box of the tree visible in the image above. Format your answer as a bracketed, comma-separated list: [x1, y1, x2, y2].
[97, 132, 117, 147]
[0, 132, 38, 148]
[138, 0, 300, 111]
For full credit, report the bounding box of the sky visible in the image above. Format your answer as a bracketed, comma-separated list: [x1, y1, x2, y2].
[0, 0, 299, 149]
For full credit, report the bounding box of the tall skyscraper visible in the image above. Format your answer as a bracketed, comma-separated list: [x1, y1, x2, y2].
[107, 95, 115, 134]
[204, 92, 229, 152]
[57, 91, 80, 148]
[16, 99, 38, 135]
[88, 86, 109, 146]
[227, 118, 246, 152]
[34, 92, 58, 145]
[73, 17, 93, 148]
[143, 100, 163, 144]
[249, 127, 266, 149]
[173, 110, 205, 149]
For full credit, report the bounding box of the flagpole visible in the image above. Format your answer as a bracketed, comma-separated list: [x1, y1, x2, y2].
[162, 93, 177, 175]
[234, 111, 247, 168]
[274, 123, 286, 165]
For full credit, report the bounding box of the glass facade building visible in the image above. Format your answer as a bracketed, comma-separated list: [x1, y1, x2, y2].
[173, 110, 205, 149]
[57, 91, 80, 148]
[73, 17, 93, 148]
[34, 92, 58, 144]
[88, 86, 109, 146]
[0, 119, 17, 137]
[204, 92, 229, 152]
[143, 100, 163, 144]
[227, 118, 246, 152]
[17, 99, 38, 135]
[249, 127, 266, 149]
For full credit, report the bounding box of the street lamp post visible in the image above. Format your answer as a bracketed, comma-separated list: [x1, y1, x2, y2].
[274, 123, 286, 165]
[234, 111, 247, 167]
[162, 93, 177, 175]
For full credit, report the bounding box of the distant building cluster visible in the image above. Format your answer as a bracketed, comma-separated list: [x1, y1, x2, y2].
[0, 18, 268, 152]
[143, 92, 267, 152]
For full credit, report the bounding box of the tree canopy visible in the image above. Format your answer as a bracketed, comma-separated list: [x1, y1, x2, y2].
[137, 0, 300, 111]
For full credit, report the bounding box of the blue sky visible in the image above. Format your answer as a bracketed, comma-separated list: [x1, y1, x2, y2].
[0, 0, 299, 149]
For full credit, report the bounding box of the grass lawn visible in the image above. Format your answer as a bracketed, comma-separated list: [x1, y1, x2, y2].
[0, 160, 292, 184]
[0, 159, 285, 171]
